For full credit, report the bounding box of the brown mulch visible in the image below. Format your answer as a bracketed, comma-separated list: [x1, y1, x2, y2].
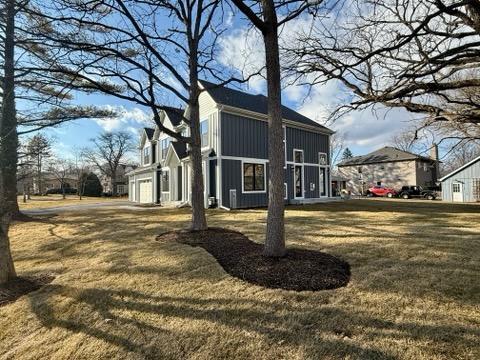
[0, 274, 55, 307]
[157, 228, 350, 291]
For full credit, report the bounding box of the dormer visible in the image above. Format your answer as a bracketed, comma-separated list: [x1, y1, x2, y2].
[139, 128, 155, 166]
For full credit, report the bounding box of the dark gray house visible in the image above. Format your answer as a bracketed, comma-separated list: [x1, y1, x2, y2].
[127, 81, 334, 209]
[440, 155, 480, 202]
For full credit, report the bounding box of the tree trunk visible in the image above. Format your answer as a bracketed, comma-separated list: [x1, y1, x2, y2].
[262, 0, 286, 257]
[23, 184, 27, 203]
[62, 184, 66, 199]
[0, 0, 18, 284]
[111, 171, 116, 196]
[188, 54, 207, 231]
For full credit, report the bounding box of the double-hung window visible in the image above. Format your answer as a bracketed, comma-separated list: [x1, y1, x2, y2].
[200, 120, 208, 147]
[243, 162, 265, 192]
[161, 138, 170, 159]
[143, 146, 150, 165]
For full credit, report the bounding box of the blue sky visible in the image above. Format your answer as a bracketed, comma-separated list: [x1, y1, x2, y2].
[22, 5, 426, 162]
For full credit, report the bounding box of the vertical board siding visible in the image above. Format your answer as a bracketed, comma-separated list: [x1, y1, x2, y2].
[286, 126, 329, 163]
[442, 159, 480, 202]
[221, 159, 268, 208]
[305, 166, 320, 198]
[221, 112, 268, 158]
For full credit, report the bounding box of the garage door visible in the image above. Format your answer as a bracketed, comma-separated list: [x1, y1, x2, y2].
[139, 180, 152, 204]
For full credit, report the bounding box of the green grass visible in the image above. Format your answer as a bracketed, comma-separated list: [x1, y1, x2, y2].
[1, 199, 479, 359]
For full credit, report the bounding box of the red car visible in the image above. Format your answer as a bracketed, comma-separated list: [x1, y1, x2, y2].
[367, 185, 397, 198]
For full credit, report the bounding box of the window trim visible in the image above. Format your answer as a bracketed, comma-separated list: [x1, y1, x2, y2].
[200, 119, 209, 148]
[143, 145, 151, 165]
[284, 182, 288, 200]
[161, 168, 170, 193]
[241, 160, 267, 194]
[161, 137, 170, 160]
[293, 148, 304, 164]
[318, 152, 328, 166]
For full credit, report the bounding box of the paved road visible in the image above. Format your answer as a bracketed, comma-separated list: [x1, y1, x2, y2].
[22, 201, 155, 215]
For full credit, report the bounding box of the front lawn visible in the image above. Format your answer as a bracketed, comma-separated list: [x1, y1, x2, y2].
[17, 194, 126, 210]
[1, 200, 479, 359]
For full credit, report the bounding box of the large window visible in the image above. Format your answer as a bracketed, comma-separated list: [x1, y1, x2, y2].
[200, 120, 208, 147]
[143, 146, 150, 165]
[161, 138, 170, 159]
[243, 163, 265, 192]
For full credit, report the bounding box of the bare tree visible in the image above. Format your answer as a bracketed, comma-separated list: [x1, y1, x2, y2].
[72, 148, 90, 200]
[330, 132, 346, 166]
[35, 0, 251, 230]
[47, 157, 73, 199]
[83, 132, 134, 197]
[290, 0, 480, 146]
[230, 0, 325, 257]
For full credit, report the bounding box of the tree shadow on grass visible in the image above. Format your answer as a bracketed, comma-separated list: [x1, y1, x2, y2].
[27, 283, 478, 359]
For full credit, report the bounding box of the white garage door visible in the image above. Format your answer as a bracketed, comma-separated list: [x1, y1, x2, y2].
[139, 180, 152, 204]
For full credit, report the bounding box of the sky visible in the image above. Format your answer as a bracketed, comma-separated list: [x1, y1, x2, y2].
[29, 5, 426, 163]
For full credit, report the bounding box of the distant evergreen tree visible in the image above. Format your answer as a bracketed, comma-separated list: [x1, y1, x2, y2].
[81, 172, 103, 197]
[342, 148, 354, 161]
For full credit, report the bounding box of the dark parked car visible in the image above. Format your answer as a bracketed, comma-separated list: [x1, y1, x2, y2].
[398, 185, 436, 200]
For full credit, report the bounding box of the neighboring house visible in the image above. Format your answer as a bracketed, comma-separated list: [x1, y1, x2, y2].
[337, 146, 439, 195]
[440, 155, 480, 202]
[20, 172, 78, 194]
[100, 163, 138, 195]
[127, 81, 334, 208]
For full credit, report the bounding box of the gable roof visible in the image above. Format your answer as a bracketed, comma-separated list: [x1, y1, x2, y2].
[144, 127, 155, 140]
[172, 141, 188, 159]
[439, 155, 480, 182]
[199, 80, 333, 133]
[164, 107, 185, 127]
[338, 146, 434, 166]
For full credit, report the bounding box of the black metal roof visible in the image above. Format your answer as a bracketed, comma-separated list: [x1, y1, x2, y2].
[144, 128, 155, 140]
[199, 80, 333, 133]
[172, 141, 188, 159]
[338, 146, 433, 166]
[164, 106, 184, 127]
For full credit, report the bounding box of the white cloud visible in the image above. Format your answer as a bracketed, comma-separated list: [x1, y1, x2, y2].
[94, 106, 152, 132]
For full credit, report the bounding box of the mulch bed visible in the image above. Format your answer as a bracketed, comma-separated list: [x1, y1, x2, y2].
[157, 228, 350, 291]
[0, 274, 55, 307]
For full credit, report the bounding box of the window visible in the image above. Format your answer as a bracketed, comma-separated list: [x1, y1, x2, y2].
[473, 179, 480, 201]
[423, 163, 428, 171]
[243, 163, 265, 192]
[200, 120, 208, 147]
[161, 170, 169, 192]
[294, 149, 303, 163]
[284, 183, 288, 199]
[161, 138, 170, 159]
[452, 183, 461, 193]
[358, 167, 362, 174]
[143, 146, 150, 165]
[319, 152, 328, 166]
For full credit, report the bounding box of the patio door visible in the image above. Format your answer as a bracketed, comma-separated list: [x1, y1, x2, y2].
[452, 182, 463, 202]
[319, 167, 327, 197]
